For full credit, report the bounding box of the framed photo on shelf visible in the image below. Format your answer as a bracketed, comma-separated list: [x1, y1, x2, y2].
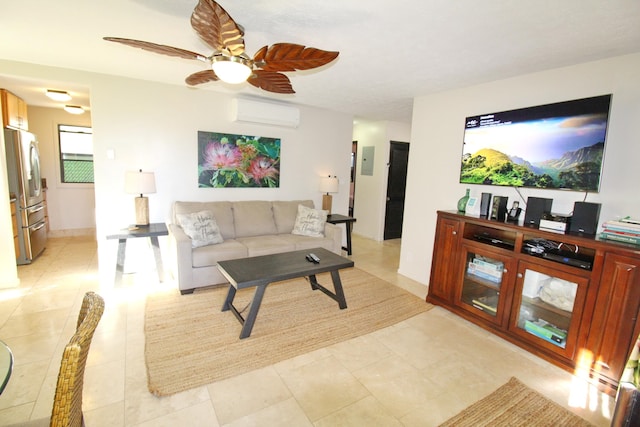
[465, 197, 480, 216]
[491, 196, 508, 221]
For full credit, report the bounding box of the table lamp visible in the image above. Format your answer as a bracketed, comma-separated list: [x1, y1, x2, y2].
[125, 169, 156, 225]
[320, 175, 339, 214]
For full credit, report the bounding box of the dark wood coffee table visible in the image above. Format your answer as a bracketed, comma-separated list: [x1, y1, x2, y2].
[218, 247, 354, 339]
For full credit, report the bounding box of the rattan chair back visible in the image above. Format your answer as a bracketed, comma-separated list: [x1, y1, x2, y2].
[49, 292, 105, 427]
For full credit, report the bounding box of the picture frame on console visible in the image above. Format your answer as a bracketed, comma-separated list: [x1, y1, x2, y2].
[465, 197, 481, 216]
[507, 201, 522, 223]
[490, 196, 508, 222]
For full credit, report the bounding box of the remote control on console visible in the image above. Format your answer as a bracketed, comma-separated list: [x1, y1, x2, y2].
[306, 253, 320, 263]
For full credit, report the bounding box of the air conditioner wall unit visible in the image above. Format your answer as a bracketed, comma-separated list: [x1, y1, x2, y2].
[231, 98, 300, 128]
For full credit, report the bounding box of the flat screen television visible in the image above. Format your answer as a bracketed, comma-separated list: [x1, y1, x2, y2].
[459, 94, 612, 192]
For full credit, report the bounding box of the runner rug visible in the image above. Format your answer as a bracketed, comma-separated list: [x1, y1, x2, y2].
[144, 267, 432, 396]
[439, 377, 594, 426]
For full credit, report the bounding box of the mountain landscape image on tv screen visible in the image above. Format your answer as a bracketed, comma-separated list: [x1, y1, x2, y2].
[460, 94, 612, 192]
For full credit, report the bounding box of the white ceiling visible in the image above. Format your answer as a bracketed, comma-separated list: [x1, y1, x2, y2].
[1, 0, 639, 123]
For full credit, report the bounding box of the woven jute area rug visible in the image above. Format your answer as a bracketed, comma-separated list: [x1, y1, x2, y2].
[145, 267, 432, 396]
[440, 377, 594, 426]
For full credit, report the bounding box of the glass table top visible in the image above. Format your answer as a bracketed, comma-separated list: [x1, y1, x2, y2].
[0, 340, 13, 394]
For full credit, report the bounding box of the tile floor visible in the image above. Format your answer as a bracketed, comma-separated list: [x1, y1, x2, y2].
[0, 234, 614, 426]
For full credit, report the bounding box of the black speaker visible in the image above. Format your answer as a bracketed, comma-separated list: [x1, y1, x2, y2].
[524, 197, 553, 227]
[480, 193, 492, 217]
[569, 202, 601, 235]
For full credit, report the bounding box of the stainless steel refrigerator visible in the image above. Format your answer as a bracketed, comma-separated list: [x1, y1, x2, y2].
[4, 128, 46, 264]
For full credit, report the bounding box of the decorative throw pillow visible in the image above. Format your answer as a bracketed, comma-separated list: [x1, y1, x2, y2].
[176, 210, 224, 248]
[291, 204, 327, 238]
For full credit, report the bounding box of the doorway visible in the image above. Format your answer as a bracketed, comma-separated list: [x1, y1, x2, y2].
[383, 141, 409, 240]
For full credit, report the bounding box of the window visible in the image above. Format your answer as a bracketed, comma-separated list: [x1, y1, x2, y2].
[58, 124, 93, 183]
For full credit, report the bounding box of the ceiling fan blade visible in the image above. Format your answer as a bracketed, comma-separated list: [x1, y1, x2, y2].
[248, 70, 295, 94]
[103, 37, 206, 61]
[191, 0, 245, 56]
[253, 43, 339, 72]
[185, 69, 219, 86]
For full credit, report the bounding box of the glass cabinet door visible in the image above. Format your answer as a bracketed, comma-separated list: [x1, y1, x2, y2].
[510, 261, 589, 358]
[456, 245, 511, 324]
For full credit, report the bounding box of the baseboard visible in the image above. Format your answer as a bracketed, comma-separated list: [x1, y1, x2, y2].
[47, 228, 96, 238]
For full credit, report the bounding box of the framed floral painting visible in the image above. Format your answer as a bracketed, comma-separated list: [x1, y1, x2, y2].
[197, 131, 280, 188]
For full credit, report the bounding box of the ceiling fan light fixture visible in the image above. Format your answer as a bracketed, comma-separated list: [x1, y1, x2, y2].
[64, 105, 85, 115]
[103, 0, 338, 94]
[211, 56, 252, 84]
[45, 89, 72, 102]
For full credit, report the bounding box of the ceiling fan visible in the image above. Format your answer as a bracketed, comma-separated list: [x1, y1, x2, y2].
[104, 0, 339, 94]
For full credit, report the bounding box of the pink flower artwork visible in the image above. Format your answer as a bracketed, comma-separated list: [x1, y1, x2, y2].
[198, 131, 280, 188]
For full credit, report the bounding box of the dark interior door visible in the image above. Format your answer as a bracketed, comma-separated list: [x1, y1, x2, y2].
[384, 141, 409, 240]
[350, 141, 357, 217]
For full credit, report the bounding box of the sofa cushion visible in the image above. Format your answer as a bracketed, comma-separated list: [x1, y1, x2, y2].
[272, 200, 314, 234]
[233, 201, 277, 238]
[236, 235, 296, 257]
[277, 233, 335, 252]
[173, 201, 235, 239]
[291, 204, 327, 238]
[191, 239, 248, 268]
[176, 210, 224, 248]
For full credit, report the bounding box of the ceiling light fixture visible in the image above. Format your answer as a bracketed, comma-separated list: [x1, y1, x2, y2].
[45, 89, 72, 102]
[64, 105, 85, 115]
[211, 55, 253, 84]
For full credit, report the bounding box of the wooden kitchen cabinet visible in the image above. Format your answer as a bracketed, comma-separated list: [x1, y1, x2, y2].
[427, 210, 640, 396]
[1, 89, 29, 130]
[11, 198, 20, 258]
[42, 186, 49, 231]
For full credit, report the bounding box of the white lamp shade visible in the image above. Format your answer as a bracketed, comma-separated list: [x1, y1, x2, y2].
[125, 170, 156, 195]
[319, 176, 339, 194]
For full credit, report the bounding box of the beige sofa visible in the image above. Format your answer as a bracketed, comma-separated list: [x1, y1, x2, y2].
[167, 200, 342, 294]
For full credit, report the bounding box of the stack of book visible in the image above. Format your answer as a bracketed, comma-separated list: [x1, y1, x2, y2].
[524, 319, 567, 347]
[467, 257, 503, 284]
[601, 217, 640, 246]
[471, 295, 498, 314]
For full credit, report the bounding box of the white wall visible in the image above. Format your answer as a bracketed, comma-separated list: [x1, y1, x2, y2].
[399, 53, 640, 286]
[0, 60, 354, 283]
[352, 119, 411, 240]
[28, 106, 94, 234]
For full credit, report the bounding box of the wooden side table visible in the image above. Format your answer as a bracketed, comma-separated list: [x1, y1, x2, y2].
[326, 214, 357, 255]
[106, 223, 168, 285]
